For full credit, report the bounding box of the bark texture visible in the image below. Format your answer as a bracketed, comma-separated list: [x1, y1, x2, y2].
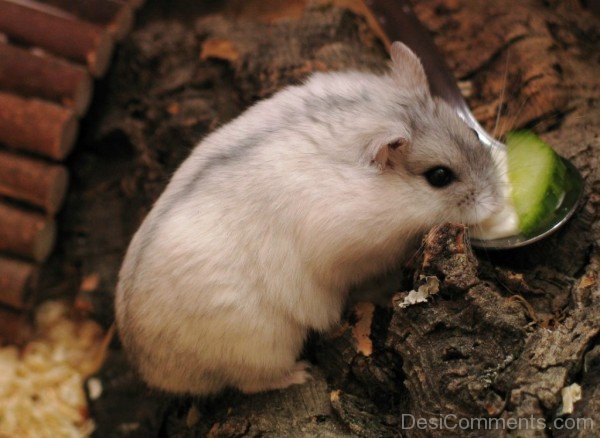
[51, 0, 600, 436]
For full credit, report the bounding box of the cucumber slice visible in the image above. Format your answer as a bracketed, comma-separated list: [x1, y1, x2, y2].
[506, 131, 567, 235]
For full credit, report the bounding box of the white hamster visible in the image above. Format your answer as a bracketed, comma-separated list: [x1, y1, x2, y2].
[115, 42, 501, 395]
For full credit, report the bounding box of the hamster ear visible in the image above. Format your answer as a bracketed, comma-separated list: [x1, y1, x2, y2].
[390, 42, 429, 93]
[369, 138, 408, 171]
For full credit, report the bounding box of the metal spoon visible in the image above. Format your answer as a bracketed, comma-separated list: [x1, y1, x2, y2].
[365, 0, 584, 249]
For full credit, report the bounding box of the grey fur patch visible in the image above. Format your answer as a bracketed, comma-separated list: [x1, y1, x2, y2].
[125, 134, 266, 302]
[184, 135, 262, 196]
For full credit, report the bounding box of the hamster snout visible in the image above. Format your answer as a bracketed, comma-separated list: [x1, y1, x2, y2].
[115, 42, 501, 396]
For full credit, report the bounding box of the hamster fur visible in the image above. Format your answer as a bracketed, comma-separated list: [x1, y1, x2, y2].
[115, 42, 501, 395]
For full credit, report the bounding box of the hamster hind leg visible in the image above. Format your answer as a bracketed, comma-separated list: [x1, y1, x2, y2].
[237, 361, 312, 394]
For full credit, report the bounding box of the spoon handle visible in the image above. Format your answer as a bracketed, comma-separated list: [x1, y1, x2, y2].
[365, 0, 502, 149]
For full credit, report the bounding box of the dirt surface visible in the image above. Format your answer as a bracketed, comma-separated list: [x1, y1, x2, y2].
[42, 0, 599, 436]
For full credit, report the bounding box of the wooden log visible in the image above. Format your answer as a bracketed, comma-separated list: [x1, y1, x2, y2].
[0, 202, 56, 262]
[0, 256, 38, 309]
[0, 305, 31, 344]
[40, 0, 134, 41]
[0, 0, 115, 77]
[0, 150, 69, 214]
[0, 91, 78, 160]
[0, 42, 93, 116]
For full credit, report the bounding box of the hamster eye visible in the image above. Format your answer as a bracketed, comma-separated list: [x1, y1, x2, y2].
[424, 166, 455, 188]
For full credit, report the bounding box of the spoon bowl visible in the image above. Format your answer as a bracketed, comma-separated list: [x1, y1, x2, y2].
[365, 0, 585, 250]
[470, 157, 584, 249]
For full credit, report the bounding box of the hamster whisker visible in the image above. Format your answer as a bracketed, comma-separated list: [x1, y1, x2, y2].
[492, 51, 511, 141]
[500, 95, 530, 137]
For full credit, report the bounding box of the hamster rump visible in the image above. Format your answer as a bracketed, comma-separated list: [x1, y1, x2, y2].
[115, 42, 501, 395]
[116, 206, 320, 395]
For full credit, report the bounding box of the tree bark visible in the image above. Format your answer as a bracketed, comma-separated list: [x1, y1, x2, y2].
[60, 1, 599, 436]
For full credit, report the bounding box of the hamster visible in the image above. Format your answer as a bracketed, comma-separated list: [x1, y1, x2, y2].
[115, 42, 501, 395]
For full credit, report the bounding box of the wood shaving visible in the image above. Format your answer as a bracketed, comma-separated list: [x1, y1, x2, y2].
[0, 301, 105, 437]
[398, 276, 440, 308]
[351, 302, 374, 357]
[559, 383, 582, 415]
